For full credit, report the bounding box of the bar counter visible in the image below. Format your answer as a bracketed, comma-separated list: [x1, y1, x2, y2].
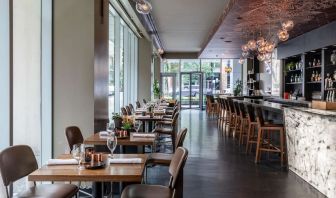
[233, 98, 335, 197]
[284, 107, 336, 198]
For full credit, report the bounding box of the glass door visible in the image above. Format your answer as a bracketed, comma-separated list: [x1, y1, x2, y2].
[160, 73, 177, 100]
[180, 72, 203, 109]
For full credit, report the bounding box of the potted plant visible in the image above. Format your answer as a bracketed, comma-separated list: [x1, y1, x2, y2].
[233, 80, 243, 96]
[121, 120, 133, 136]
[153, 79, 160, 99]
[112, 113, 123, 129]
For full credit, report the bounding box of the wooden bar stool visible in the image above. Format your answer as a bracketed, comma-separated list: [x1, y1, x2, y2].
[217, 98, 225, 130]
[238, 102, 249, 146]
[245, 104, 259, 154]
[233, 101, 242, 139]
[222, 99, 231, 134]
[227, 99, 236, 137]
[255, 107, 286, 167]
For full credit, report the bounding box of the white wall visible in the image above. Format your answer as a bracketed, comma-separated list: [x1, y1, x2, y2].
[53, 0, 94, 157]
[138, 37, 153, 101]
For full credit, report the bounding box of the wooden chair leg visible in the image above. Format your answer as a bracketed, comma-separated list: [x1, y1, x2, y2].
[245, 123, 252, 153]
[255, 128, 262, 163]
[280, 128, 285, 167]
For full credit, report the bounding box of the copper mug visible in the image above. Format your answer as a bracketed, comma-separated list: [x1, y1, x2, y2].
[91, 153, 103, 162]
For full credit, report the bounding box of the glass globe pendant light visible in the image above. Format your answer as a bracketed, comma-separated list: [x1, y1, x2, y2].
[257, 53, 266, 61]
[278, 29, 289, 41]
[247, 39, 257, 50]
[241, 44, 249, 52]
[239, 58, 245, 64]
[136, 0, 152, 14]
[282, 20, 294, 31]
[256, 37, 266, 47]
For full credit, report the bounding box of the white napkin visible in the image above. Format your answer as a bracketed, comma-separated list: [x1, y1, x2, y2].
[47, 159, 78, 165]
[109, 158, 142, 164]
[133, 133, 156, 138]
[99, 131, 109, 138]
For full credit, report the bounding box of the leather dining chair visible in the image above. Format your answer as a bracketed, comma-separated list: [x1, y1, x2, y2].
[129, 103, 135, 113]
[147, 128, 187, 166]
[125, 106, 132, 115]
[153, 112, 180, 152]
[136, 101, 141, 108]
[65, 126, 84, 152]
[0, 145, 78, 198]
[121, 107, 128, 116]
[121, 147, 189, 198]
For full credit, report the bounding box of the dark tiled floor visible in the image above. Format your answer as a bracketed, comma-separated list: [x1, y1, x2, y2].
[147, 109, 325, 198]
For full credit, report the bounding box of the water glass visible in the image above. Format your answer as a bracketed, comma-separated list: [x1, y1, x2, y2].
[72, 144, 85, 170]
[107, 133, 117, 158]
[134, 121, 142, 133]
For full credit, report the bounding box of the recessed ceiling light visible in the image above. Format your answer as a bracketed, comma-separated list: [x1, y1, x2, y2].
[310, 50, 316, 53]
[237, 16, 243, 20]
[220, 37, 225, 40]
[225, 40, 232, 43]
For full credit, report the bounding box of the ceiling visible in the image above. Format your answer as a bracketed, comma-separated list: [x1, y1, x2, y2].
[148, 0, 230, 53]
[199, 0, 336, 59]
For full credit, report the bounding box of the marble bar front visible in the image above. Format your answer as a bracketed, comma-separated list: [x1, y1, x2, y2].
[284, 107, 336, 198]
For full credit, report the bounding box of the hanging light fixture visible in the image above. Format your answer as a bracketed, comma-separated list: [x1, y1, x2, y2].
[242, 51, 249, 58]
[239, 58, 245, 64]
[278, 29, 289, 41]
[247, 39, 257, 50]
[241, 44, 249, 52]
[256, 37, 266, 47]
[282, 20, 294, 31]
[257, 53, 266, 61]
[136, 0, 152, 14]
[158, 48, 164, 54]
[224, 61, 232, 73]
[265, 42, 275, 53]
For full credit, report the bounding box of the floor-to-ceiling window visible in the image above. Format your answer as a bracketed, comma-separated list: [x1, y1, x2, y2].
[0, 0, 52, 196]
[108, 5, 138, 120]
[161, 59, 240, 109]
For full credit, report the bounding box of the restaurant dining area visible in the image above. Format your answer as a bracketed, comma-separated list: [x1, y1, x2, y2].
[1, 0, 336, 198]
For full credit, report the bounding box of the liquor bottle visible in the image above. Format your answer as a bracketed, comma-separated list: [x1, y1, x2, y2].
[311, 71, 315, 82]
[313, 59, 316, 67]
[290, 75, 293, 83]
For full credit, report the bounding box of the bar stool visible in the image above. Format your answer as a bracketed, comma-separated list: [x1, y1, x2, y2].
[233, 101, 241, 139]
[245, 104, 259, 154]
[255, 107, 286, 167]
[217, 98, 225, 130]
[238, 102, 249, 146]
[227, 99, 236, 137]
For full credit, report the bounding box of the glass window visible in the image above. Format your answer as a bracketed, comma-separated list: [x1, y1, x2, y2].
[162, 59, 180, 73]
[181, 59, 200, 72]
[201, 59, 221, 94]
[13, 0, 42, 194]
[109, 4, 138, 118]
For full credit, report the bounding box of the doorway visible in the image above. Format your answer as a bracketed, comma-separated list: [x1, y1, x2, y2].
[180, 72, 203, 109]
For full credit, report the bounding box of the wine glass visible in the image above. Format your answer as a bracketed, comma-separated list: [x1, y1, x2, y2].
[72, 144, 85, 170]
[134, 120, 142, 133]
[106, 122, 115, 136]
[107, 133, 117, 158]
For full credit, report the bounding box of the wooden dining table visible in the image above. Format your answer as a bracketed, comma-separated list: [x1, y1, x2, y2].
[134, 115, 163, 132]
[28, 154, 148, 197]
[28, 154, 147, 182]
[84, 132, 156, 146]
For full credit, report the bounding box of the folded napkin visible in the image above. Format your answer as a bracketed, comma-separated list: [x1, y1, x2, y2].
[133, 133, 156, 138]
[109, 158, 142, 164]
[47, 159, 78, 165]
[99, 131, 110, 138]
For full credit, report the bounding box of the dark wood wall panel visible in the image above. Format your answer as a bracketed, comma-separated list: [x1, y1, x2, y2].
[94, 0, 109, 132]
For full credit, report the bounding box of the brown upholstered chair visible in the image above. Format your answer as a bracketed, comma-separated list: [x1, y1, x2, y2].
[121, 147, 189, 198]
[129, 103, 135, 113]
[147, 128, 188, 166]
[125, 106, 132, 115]
[121, 107, 127, 116]
[136, 101, 141, 108]
[65, 126, 84, 152]
[0, 145, 78, 198]
[153, 112, 180, 152]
